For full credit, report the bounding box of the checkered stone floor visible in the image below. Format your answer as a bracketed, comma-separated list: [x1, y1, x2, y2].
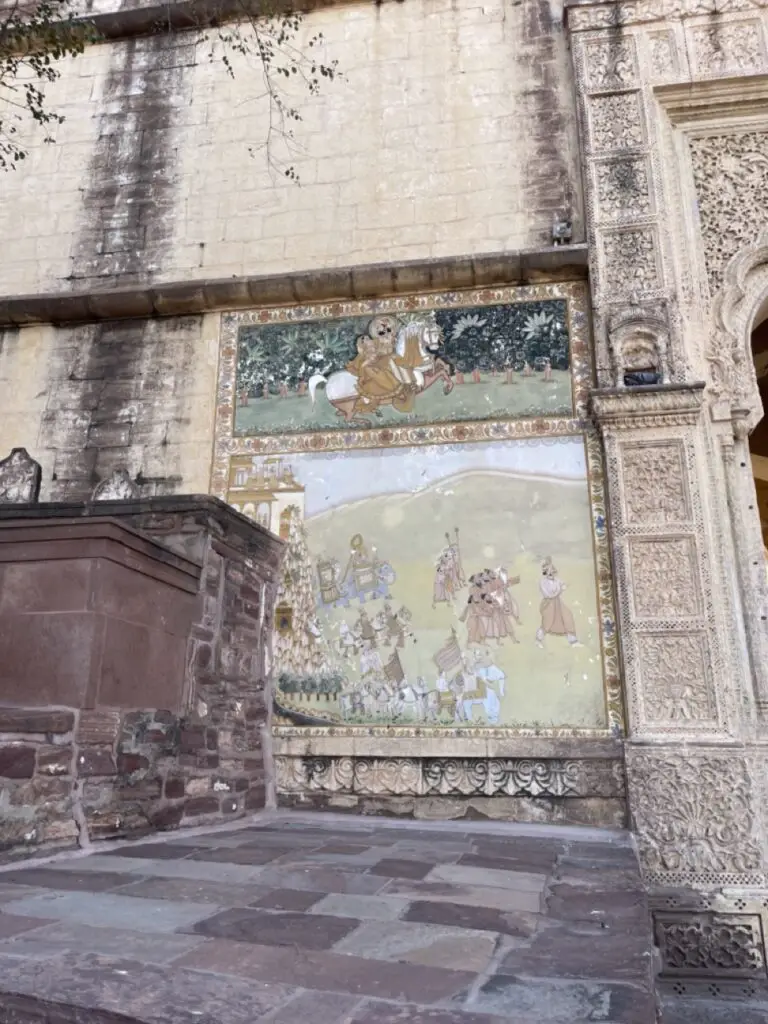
[0, 813, 657, 1023]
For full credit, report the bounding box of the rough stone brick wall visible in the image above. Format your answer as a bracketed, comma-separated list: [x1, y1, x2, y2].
[0, 0, 583, 298]
[0, 499, 283, 860]
[0, 316, 218, 501]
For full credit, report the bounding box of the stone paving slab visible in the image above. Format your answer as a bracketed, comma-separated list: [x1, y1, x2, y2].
[0, 812, 657, 1023]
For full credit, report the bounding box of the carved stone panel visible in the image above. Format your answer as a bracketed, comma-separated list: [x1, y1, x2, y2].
[584, 37, 638, 90]
[621, 443, 689, 524]
[654, 912, 767, 979]
[689, 130, 768, 293]
[628, 536, 700, 619]
[594, 158, 652, 221]
[626, 749, 764, 887]
[0, 448, 42, 504]
[635, 631, 715, 724]
[691, 21, 766, 78]
[588, 93, 645, 152]
[601, 228, 661, 296]
[647, 30, 678, 81]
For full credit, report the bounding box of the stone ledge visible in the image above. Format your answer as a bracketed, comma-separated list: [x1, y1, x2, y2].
[0, 247, 588, 328]
[0, 495, 284, 569]
[590, 382, 706, 430]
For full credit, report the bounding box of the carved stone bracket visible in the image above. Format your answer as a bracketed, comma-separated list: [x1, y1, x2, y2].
[0, 448, 42, 504]
[608, 297, 675, 388]
[591, 381, 705, 432]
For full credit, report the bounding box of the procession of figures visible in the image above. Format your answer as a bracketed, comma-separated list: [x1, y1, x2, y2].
[305, 527, 580, 725]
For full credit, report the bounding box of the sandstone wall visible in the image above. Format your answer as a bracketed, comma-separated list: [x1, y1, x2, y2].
[0, 0, 582, 298]
[0, 316, 218, 500]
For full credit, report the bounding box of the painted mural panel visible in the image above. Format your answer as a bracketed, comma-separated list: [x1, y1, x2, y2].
[227, 437, 607, 730]
[233, 299, 572, 435]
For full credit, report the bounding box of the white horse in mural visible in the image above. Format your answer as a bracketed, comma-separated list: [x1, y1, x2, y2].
[458, 663, 506, 725]
[307, 320, 453, 425]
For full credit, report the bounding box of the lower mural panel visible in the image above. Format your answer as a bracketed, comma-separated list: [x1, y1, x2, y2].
[229, 435, 614, 732]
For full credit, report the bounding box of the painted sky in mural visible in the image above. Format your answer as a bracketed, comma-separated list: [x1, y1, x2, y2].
[234, 300, 572, 435]
[230, 437, 606, 730]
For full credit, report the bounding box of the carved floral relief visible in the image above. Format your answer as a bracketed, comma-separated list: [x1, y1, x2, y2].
[621, 443, 689, 524]
[689, 130, 768, 293]
[636, 632, 715, 723]
[627, 750, 763, 885]
[691, 21, 766, 77]
[629, 537, 701, 618]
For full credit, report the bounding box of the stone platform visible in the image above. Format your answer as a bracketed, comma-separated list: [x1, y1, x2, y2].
[0, 813, 657, 1023]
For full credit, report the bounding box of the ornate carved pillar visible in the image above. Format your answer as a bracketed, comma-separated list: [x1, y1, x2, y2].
[567, 0, 768, 995]
[592, 381, 768, 995]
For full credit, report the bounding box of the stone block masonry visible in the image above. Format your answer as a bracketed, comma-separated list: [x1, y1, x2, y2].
[0, 496, 284, 860]
[0, 0, 583, 299]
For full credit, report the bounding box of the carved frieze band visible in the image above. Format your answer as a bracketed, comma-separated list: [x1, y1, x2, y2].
[275, 756, 625, 799]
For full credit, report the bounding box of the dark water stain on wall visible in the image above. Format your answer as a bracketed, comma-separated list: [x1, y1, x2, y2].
[40, 317, 203, 500]
[69, 26, 196, 289]
[48, 15, 201, 499]
[518, 0, 582, 244]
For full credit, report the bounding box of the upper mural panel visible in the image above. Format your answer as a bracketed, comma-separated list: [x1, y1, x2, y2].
[231, 297, 573, 437]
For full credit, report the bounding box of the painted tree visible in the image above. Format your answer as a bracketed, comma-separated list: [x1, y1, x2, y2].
[1, 0, 338, 175]
[274, 504, 332, 680]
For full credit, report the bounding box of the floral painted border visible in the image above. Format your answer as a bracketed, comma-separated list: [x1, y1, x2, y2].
[211, 281, 624, 737]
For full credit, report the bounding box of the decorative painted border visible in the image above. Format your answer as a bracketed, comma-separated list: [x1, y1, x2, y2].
[211, 281, 625, 738]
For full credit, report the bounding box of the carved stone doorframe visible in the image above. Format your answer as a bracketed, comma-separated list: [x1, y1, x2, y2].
[710, 241, 768, 713]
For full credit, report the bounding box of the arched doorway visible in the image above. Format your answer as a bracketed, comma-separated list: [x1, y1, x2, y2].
[749, 300, 768, 552]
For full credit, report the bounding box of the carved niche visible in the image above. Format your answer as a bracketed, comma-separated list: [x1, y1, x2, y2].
[608, 299, 672, 387]
[626, 749, 764, 886]
[0, 448, 42, 504]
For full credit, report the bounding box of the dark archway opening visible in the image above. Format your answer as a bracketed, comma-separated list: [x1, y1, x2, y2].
[749, 313, 768, 550]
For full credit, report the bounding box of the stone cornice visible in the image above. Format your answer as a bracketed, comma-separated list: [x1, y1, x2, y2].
[0, 246, 588, 328]
[79, 0, 366, 46]
[590, 382, 706, 430]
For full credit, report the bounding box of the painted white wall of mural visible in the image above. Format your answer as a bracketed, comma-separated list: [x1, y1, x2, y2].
[212, 283, 622, 738]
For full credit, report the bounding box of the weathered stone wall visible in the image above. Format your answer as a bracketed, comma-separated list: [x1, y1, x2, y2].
[0, 316, 219, 501]
[0, 497, 283, 859]
[0, 0, 583, 298]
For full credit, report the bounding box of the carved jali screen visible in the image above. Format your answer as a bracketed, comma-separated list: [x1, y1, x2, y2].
[212, 283, 622, 736]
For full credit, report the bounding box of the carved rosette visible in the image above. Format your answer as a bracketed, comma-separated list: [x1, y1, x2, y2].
[274, 756, 624, 799]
